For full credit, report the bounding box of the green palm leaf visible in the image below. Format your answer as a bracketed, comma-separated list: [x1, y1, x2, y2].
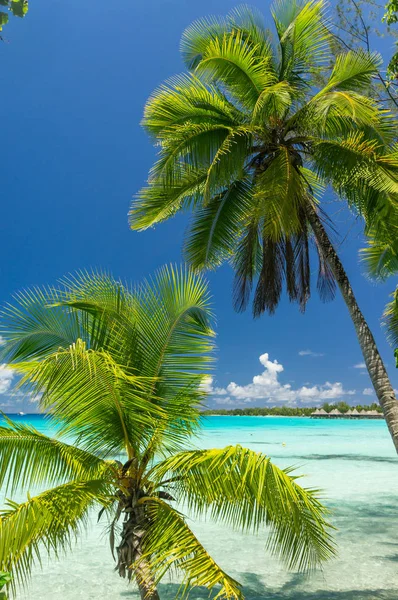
[273, 0, 330, 83]
[138, 497, 243, 600]
[185, 176, 253, 270]
[150, 445, 336, 570]
[131, 166, 208, 230]
[194, 29, 273, 109]
[322, 50, 382, 93]
[384, 288, 398, 349]
[0, 480, 109, 594]
[362, 235, 398, 280]
[0, 286, 82, 362]
[13, 339, 159, 458]
[0, 418, 109, 495]
[142, 74, 243, 138]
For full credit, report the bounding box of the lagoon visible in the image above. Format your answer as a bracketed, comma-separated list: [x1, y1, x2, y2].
[3, 415, 398, 599]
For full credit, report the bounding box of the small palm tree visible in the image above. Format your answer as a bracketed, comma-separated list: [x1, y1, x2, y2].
[129, 0, 398, 450]
[0, 267, 335, 599]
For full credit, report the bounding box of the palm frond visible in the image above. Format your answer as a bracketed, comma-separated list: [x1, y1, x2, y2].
[293, 228, 311, 310]
[134, 265, 215, 457]
[232, 215, 262, 313]
[322, 50, 382, 93]
[0, 417, 109, 495]
[383, 287, 398, 349]
[142, 74, 243, 138]
[0, 480, 109, 595]
[202, 127, 253, 204]
[184, 177, 254, 270]
[195, 30, 274, 109]
[361, 235, 398, 280]
[253, 236, 285, 316]
[310, 91, 386, 134]
[13, 339, 159, 458]
[254, 148, 306, 240]
[152, 122, 234, 184]
[252, 81, 292, 123]
[138, 497, 243, 600]
[180, 15, 229, 70]
[273, 0, 330, 83]
[131, 166, 208, 231]
[0, 285, 82, 363]
[227, 5, 274, 64]
[314, 237, 336, 302]
[151, 445, 336, 571]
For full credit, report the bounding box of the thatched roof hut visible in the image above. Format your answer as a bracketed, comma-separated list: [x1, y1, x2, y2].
[329, 409, 342, 417]
[368, 410, 383, 418]
[311, 408, 328, 418]
[351, 408, 360, 416]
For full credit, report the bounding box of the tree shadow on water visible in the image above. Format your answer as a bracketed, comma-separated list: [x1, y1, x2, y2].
[120, 572, 398, 599]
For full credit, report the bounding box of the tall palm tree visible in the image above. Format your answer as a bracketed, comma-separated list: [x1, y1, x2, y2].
[0, 267, 335, 600]
[129, 0, 398, 451]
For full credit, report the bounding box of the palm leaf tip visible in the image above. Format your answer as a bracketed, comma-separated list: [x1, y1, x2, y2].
[138, 497, 244, 600]
[151, 445, 336, 572]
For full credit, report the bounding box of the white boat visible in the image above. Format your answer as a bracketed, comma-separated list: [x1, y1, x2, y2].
[18, 411, 25, 416]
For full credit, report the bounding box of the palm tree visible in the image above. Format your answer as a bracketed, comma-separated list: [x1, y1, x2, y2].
[0, 267, 335, 599]
[129, 0, 398, 451]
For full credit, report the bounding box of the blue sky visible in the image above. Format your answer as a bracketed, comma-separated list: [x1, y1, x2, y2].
[1, 0, 398, 412]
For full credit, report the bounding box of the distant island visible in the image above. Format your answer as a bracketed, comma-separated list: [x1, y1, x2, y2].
[201, 402, 384, 417]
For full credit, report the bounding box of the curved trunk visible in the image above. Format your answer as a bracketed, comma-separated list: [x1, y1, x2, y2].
[305, 202, 398, 452]
[116, 494, 160, 600]
[135, 554, 160, 600]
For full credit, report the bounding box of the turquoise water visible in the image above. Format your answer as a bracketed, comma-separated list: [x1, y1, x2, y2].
[2, 415, 398, 599]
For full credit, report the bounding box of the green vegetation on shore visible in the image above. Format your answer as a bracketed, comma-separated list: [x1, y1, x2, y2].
[202, 402, 383, 417]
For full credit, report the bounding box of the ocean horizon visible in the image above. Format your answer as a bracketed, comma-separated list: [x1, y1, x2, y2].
[1, 414, 398, 599]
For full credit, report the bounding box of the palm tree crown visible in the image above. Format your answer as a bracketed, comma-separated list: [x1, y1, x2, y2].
[130, 0, 398, 316]
[0, 267, 335, 599]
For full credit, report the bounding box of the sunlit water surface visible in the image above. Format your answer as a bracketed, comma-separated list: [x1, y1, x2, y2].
[2, 415, 398, 600]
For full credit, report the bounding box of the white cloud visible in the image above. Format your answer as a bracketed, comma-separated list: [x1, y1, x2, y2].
[214, 397, 235, 405]
[201, 376, 227, 396]
[353, 362, 366, 369]
[200, 376, 213, 393]
[363, 388, 374, 396]
[211, 353, 355, 406]
[298, 350, 324, 357]
[0, 364, 14, 395]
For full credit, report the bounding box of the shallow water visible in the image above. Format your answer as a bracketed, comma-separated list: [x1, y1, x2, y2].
[2, 415, 398, 599]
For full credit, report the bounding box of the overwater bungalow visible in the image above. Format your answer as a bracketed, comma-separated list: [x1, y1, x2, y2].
[311, 407, 384, 419]
[311, 408, 328, 418]
[329, 409, 342, 418]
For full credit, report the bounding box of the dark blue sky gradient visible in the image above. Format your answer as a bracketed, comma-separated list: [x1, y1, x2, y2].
[1, 0, 398, 411]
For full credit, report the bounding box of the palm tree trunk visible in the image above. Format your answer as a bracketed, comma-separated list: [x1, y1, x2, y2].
[305, 201, 398, 452]
[135, 556, 160, 600]
[116, 495, 160, 600]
